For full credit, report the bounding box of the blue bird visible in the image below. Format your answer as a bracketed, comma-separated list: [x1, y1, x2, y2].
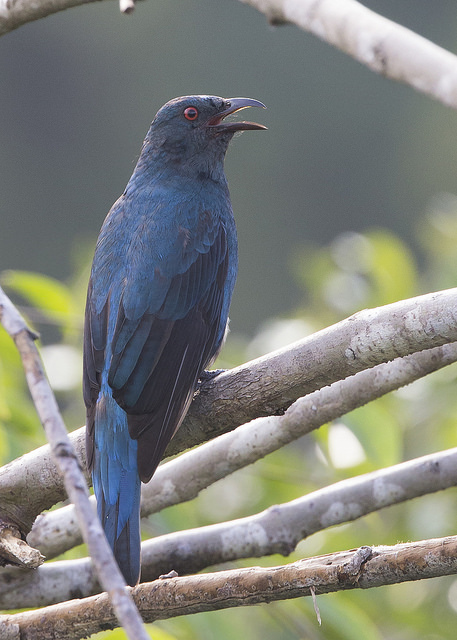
[83, 95, 266, 586]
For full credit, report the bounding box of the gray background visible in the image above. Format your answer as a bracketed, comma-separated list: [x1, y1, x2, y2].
[1, 0, 457, 334]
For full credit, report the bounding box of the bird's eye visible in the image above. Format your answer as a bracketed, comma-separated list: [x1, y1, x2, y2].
[184, 107, 199, 121]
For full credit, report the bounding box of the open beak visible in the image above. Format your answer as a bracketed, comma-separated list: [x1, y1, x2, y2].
[207, 97, 267, 132]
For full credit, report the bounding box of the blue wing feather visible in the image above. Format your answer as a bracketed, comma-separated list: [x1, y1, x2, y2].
[84, 196, 235, 473]
[84, 168, 237, 586]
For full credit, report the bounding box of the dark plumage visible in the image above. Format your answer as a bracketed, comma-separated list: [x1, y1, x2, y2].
[83, 95, 266, 586]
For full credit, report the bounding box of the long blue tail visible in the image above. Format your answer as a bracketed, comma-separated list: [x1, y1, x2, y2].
[92, 392, 141, 586]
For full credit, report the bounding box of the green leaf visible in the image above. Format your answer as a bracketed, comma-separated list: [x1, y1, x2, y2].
[1, 270, 75, 324]
[345, 399, 403, 469]
[365, 230, 417, 305]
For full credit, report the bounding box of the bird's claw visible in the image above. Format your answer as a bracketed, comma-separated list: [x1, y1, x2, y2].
[200, 368, 226, 382]
[196, 368, 226, 391]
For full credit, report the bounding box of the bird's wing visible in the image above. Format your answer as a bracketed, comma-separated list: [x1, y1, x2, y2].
[84, 209, 230, 482]
[83, 279, 109, 472]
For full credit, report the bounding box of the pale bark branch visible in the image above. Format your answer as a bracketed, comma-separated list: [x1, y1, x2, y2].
[139, 448, 457, 579]
[27, 341, 457, 563]
[4, 445, 457, 609]
[0, 287, 149, 640]
[0, 0, 103, 36]
[174, 287, 457, 456]
[3, 0, 457, 115]
[1, 288, 457, 553]
[2, 537, 457, 639]
[2, 288, 457, 617]
[240, 0, 457, 108]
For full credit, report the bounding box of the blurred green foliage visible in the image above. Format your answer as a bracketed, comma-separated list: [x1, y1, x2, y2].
[2, 202, 457, 638]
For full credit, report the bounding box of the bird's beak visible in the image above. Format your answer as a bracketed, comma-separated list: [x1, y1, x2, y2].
[207, 97, 267, 132]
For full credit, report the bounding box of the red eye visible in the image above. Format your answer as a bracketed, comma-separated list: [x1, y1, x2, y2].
[184, 106, 199, 121]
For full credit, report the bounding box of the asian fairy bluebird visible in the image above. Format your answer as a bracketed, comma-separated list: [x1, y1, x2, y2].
[83, 95, 266, 586]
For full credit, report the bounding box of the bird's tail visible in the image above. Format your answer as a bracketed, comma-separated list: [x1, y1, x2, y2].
[92, 392, 141, 587]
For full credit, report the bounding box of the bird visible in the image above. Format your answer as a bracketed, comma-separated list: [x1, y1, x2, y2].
[83, 95, 266, 586]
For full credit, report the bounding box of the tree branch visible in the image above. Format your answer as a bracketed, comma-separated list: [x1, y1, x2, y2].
[2, 537, 457, 639]
[240, 0, 457, 109]
[5, 443, 457, 609]
[0, 287, 149, 640]
[138, 447, 457, 580]
[2, 286, 457, 623]
[26, 341, 457, 564]
[174, 287, 457, 456]
[3, 0, 457, 115]
[0, 0, 102, 36]
[2, 288, 457, 551]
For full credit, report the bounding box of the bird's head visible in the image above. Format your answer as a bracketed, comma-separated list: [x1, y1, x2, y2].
[139, 95, 266, 179]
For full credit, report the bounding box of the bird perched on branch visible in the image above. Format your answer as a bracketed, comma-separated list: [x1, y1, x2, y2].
[83, 95, 266, 586]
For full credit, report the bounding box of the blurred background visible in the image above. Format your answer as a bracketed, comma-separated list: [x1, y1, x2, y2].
[2, 0, 457, 334]
[2, 1, 457, 638]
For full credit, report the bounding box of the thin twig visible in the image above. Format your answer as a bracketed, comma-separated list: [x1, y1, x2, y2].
[0, 287, 149, 640]
[119, 0, 135, 13]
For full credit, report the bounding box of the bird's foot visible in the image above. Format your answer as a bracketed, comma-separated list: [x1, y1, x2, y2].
[196, 368, 226, 392]
[199, 368, 226, 383]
